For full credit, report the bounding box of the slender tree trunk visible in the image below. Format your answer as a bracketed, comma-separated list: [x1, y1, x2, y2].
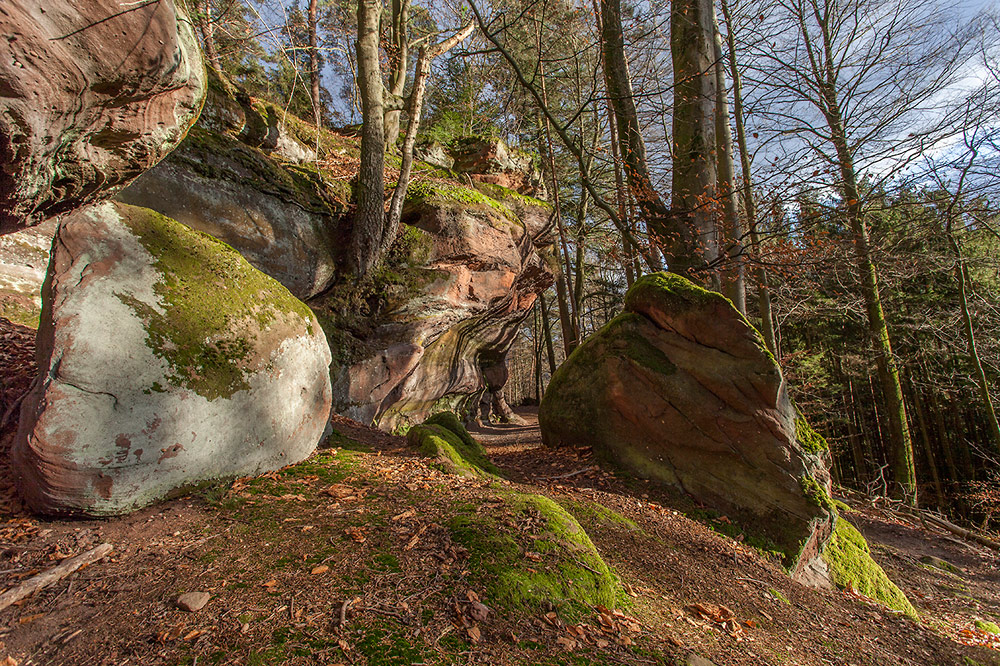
[539, 291, 558, 375]
[382, 23, 474, 256]
[196, 0, 234, 94]
[909, 378, 945, 508]
[308, 0, 322, 137]
[847, 376, 869, 484]
[721, 0, 776, 346]
[927, 384, 960, 482]
[353, 0, 385, 278]
[948, 235, 1000, 454]
[713, 18, 745, 312]
[670, 0, 719, 282]
[601, 0, 699, 274]
[537, 71, 581, 347]
[837, 140, 915, 504]
[384, 0, 411, 150]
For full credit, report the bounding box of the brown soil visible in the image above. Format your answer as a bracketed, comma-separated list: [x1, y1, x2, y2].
[0, 317, 998, 666]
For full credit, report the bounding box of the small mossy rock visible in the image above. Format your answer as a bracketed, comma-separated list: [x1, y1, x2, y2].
[448, 492, 620, 615]
[975, 620, 1000, 635]
[407, 416, 500, 478]
[821, 518, 918, 619]
[423, 412, 478, 449]
[539, 272, 835, 582]
[13, 202, 332, 516]
[919, 554, 964, 576]
[0, 0, 205, 234]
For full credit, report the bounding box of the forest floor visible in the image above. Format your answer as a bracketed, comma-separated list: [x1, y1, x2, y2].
[0, 317, 999, 666]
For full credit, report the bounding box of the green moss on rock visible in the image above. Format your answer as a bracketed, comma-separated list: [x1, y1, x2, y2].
[624, 272, 723, 317]
[975, 620, 1000, 634]
[448, 492, 620, 617]
[117, 204, 316, 401]
[407, 418, 500, 478]
[405, 179, 516, 223]
[796, 414, 830, 454]
[822, 518, 917, 619]
[800, 475, 836, 513]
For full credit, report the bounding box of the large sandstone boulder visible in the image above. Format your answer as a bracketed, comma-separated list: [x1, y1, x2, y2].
[13, 201, 332, 515]
[344, 181, 554, 430]
[539, 272, 835, 582]
[0, 0, 205, 234]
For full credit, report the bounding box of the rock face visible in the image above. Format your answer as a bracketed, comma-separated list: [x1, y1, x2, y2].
[13, 201, 332, 516]
[116, 128, 340, 300]
[0, 219, 55, 326]
[117, 106, 555, 430]
[363, 185, 554, 431]
[538, 272, 835, 582]
[0, 0, 205, 234]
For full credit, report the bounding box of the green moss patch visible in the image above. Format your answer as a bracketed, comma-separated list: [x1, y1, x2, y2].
[407, 418, 501, 478]
[116, 204, 315, 401]
[472, 182, 552, 211]
[624, 272, 723, 317]
[405, 179, 517, 224]
[822, 518, 918, 619]
[564, 499, 639, 531]
[796, 414, 830, 454]
[448, 492, 621, 618]
[975, 620, 1000, 634]
[801, 475, 836, 513]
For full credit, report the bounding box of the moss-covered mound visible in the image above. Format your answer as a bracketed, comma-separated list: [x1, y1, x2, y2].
[448, 492, 621, 617]
[407, 412, 501, 478]
[822, 518, 918, 619]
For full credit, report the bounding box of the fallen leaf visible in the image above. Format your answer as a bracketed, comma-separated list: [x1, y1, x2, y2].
[555, 636, 577, 650]
[262, 580, 278, 588]
[311, 565, 329, 575]
[467, 625, 482, 643]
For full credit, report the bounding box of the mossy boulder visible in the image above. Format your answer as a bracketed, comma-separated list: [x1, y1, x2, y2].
[408, 412, 500, 477]
[448, 492, 620, 616]
[821, 518, 918, 619]
[0, 0, 205, 234]
[13, 202, 332, 516]
[539, 272, 836, 583]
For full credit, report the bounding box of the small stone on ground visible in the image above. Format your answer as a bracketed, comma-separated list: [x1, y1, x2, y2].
[176, 591, 210, 612]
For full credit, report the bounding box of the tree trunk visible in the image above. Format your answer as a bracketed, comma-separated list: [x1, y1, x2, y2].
[669, 0, 720, 282]
[948, 235, 1000, 454]
[352, 0, 386, 279]
[196, 0, 234, 95]
[308, 0, 322, 137]
[384, 0, 411, 150]
[382, 23, 475, 257]
[909, 378, 946, 508]
[539, 291, 558, 375]
[713, 18, 745, 312]
[601, 0, 700, 275]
